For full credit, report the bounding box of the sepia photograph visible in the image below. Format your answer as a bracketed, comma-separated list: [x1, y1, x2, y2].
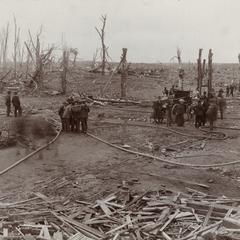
[0, 0, 240, 239]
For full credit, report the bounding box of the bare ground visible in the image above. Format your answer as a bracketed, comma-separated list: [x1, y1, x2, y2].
[0, 93, 240, 201]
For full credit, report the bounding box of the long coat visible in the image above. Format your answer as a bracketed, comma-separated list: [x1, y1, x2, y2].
[206, 103, 218, 122]
[62, 105, 72, 119]
[79, 104, 90, 119]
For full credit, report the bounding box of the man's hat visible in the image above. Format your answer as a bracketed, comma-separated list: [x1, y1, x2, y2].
[179, 99, 185, 103]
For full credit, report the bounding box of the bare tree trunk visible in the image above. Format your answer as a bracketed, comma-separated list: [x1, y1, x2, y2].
[208, 49, 213, 94]
[61, 49, 69, 94]
[25, 28, 54, 90]
[25, 52, 30, 79]
[92, 48, 99, 69]
[2, 23, 9, 70]
[197, 48, 203, 95]
[121, 48, 128, 98]
[177, 48, 184, 90]
[13, 16, 20, 79]
[19, 46, 25, 68]
[95, 15, 107, 75]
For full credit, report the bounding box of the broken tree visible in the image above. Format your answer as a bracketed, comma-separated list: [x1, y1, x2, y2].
[208, 49, 213, 93]
[13, 16, 21, 80]
[120, 48, 128, 98]
[197, 48, 204, 95]
[61, 48, 69, 94]
[69, 48, 78, 67]
[197, 48, 213, 96]
[95, 15, 108, 75]
[101, 48, 130, 98]
[0, 22, 9, 70]
[171, 47, 184, 90]
[24, 28, 54, 90]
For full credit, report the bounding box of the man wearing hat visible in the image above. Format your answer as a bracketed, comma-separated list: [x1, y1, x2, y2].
[79, 100, 90, 134]
[71, 100, 82, 132]
[173, 99, 185, 127]
[12, 92, 22, 117]
[206, 97, 218, 130]
[5, 90, 11, 117]
[62, 102, 72, 132]
[58, 102, 67, 131]
[152, 96, 164, 124]
[165, 97, 173, 126]
[194, 100, 205, 128]
[217, 89, 226, 120]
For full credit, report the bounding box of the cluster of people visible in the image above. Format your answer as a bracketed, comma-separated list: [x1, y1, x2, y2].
[226, 84, 235, 97]
[152, 89, 226, 130]
[188, 91, 218, 129]
[152, 96, 185, 127]
[58, 97, 90, 134]
[5, 91, 22, 117]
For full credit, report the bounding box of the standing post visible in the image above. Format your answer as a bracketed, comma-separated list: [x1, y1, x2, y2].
[208, 49, 213, 95]
[176, 48, 184, 90]
[197, 48, 203, 95]
[121, 48, 128, 99]
[61, 49, 69, 94]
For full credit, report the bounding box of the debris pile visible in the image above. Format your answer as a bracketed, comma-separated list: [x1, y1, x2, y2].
[0, 183, 240, 240]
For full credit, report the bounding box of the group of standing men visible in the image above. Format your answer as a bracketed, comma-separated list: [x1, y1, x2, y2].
[226, 84, 235, 97]
[152, 89, 226, 130]
[58, 97, 90, 134]
[5, 91, 22, 117]
[152, 96, 186, 127]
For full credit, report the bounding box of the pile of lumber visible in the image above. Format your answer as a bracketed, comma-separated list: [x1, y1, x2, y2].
[0, 185, 240, 240]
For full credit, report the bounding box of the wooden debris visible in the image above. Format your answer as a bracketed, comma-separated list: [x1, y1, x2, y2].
[0, 184, 239, 240]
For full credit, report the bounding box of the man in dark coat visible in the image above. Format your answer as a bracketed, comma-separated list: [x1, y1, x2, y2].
[202, 93, 209, 126]
[194, 100, 204, 128]
[71, 102, 81, 132]
[152, 96, 164, 124]
[5, 91, 11, 117]
[206, 97, 218, 130]
[12, 92, 22, 117]
[156, 97, 164, 124]
[230, 84, 234, 97]
[62, 103, 72, 132]
[226, 86, 230, 97]
[217, 89, 226, 120]
[152, 100, 159, 124]
[58, 102, 66, 131]
[79, 100, 90, 133]
[173, 99, 185, 127]
[165, 99, 172, 127]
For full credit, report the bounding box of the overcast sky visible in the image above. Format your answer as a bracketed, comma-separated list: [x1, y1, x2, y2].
[0, 0, 240, 63]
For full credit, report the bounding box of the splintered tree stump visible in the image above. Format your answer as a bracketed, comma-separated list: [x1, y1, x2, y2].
[61, 49, 69, 94]
[197, 48, 203, 95]
[121, 48, 128, 99]
[208, 49, 213, 93]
